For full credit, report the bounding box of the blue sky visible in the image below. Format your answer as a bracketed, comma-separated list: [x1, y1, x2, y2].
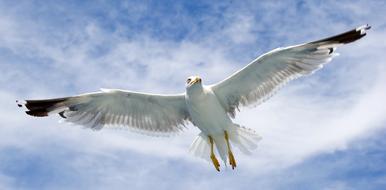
[1, 0, 386, 189]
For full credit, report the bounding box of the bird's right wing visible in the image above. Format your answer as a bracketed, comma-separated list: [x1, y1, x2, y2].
[211, 25, 370, 118]
[19, 89, 191, 135]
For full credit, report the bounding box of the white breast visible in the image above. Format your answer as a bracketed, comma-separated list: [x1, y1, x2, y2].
[186, 86, 233, 135]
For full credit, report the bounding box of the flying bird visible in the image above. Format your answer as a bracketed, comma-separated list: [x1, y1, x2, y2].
[18, 25, 370, 171]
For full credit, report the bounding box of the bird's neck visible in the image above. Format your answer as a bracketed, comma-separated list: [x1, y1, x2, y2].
[187, 84, 204, 97]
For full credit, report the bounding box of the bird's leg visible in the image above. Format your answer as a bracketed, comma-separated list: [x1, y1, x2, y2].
[209, 135, 220, 172]
[224, 130, 237, 169]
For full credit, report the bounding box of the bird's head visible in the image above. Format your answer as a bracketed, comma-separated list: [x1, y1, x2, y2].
[186, 76, 202, 88]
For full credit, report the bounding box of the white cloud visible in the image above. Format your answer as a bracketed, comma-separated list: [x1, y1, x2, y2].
[1, 0, 386, 189]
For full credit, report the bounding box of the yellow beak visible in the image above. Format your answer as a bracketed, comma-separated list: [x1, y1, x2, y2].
[189, 78, 201, 85]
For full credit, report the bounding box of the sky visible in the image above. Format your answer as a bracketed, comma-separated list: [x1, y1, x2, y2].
[1, 0, 386, 189]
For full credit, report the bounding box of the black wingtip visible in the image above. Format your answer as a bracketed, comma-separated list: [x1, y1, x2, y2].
[16, 100, 23, 108]
[22, 97, 69, 117]
[26, 110, 49, 117]
[363, 24, 371, 30]
[311, 24, 371, 45]
[59, 111, 67, 118]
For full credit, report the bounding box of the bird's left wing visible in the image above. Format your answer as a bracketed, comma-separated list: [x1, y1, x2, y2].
[211, 25, 370, 118]
[20, 89, 191, 135]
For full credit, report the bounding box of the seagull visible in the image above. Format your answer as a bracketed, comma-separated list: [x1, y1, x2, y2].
[18, 25, 370, 171]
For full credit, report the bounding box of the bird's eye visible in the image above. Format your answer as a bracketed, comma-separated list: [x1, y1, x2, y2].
[186, 78, 192, 84]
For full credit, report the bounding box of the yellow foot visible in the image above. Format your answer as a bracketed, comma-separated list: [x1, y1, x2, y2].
[224, 130, 237, 170]
[228, 151, 237, 169]
[208, 135, 220, 171]
[210, 154, 221, 172]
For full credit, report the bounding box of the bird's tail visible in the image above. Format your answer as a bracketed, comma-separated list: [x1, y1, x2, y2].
[189, 132, 211, 162]
[227, 125, 262, 155]
[189, 124, 262, 164]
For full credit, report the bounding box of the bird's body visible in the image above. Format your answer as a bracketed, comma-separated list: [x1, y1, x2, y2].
[185, 82, 250, 169]
[186, 84, 232, 135]
[18, 25, 370, 171]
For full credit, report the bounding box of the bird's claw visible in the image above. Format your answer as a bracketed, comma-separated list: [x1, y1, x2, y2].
[228, 151, 237, 169]
[210, 154, 220, 172]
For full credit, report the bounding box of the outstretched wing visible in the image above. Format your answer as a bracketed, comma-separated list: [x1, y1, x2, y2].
[211, 25, 370, 118]
[19, 89, 191, 134]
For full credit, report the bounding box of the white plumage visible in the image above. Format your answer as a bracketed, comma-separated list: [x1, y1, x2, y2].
[19, 25, 370, 171]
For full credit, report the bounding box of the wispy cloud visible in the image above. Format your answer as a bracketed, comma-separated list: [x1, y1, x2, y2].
[1, 0, 386, 189]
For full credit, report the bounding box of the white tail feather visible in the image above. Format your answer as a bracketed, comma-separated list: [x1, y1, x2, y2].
[189, 133, 211, 162]
[189, 124, 262, 163]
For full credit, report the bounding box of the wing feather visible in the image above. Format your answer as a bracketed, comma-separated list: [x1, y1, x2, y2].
[211, 25, 370, 118]
[21, 89, 191, 135]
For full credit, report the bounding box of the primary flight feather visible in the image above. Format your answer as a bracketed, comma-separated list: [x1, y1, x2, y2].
[18, 25, 370, 171]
